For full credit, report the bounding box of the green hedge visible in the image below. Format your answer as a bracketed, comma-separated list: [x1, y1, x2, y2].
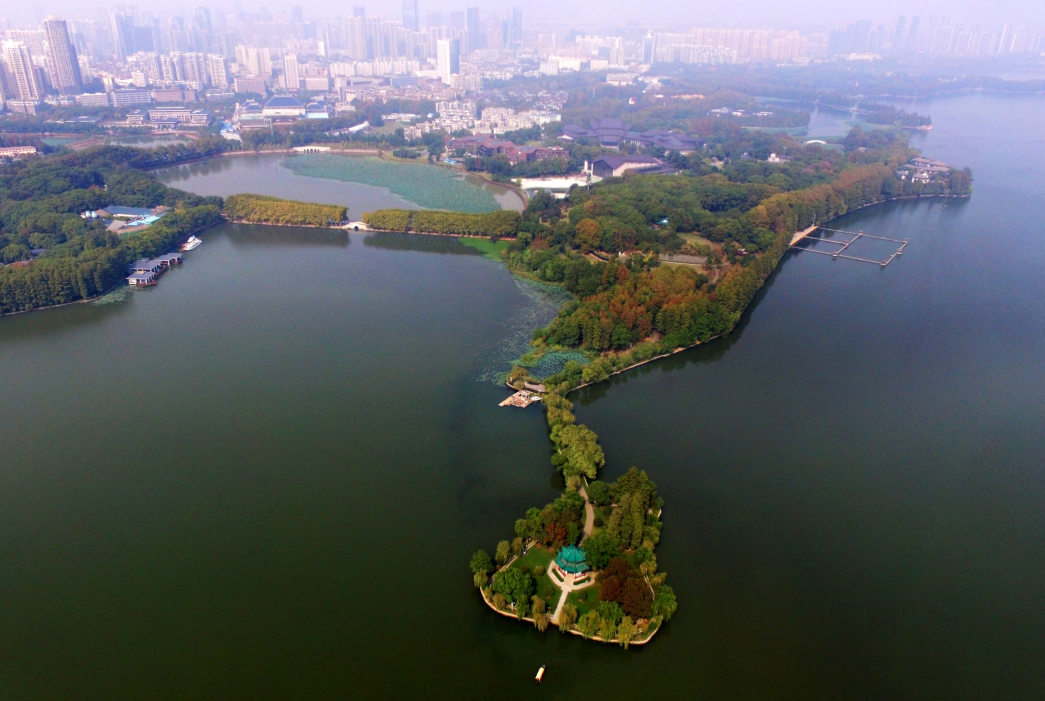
[362, 209, 520, 238]
[224, 194, 347, 226]
[361, 209, 411, 232]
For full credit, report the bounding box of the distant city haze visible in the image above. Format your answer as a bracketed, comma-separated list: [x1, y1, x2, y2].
[3, 1, 1042, 28]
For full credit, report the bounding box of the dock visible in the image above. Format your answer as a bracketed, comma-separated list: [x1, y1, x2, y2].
[791, 226, 908, 266]
[500, 391, 542, 408]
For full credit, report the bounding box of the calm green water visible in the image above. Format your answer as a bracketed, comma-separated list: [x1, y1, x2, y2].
[2, 92, 1044, 699]
[156, 153, 523, 215]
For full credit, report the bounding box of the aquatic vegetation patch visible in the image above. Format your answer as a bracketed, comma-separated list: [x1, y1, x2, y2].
[523, 351, 590, 380]
[283, 155, 500, 213]
[92, 286, 133, 305]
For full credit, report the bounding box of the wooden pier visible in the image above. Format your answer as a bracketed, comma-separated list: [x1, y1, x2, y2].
[500, 391, 542, 408]
[790, 226, 908, 267]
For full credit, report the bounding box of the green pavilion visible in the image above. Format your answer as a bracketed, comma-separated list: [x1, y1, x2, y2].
[555, 544, 589, 574]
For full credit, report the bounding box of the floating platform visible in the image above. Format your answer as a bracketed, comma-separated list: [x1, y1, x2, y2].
[500, 391, 542, 408]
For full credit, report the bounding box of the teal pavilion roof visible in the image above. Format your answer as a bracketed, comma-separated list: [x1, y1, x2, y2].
[555, 544, 589, 574]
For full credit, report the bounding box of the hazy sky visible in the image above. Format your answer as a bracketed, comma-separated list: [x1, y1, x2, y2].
[5, 0, 1043, 29]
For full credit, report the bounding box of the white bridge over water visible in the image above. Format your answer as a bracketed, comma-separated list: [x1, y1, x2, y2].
[790, 226, 908, 267]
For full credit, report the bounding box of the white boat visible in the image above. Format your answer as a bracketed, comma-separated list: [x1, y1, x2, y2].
[181, 235, 202, 251]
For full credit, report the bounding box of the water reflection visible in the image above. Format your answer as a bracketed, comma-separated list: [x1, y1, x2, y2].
[225, 224, 350, 248]
[362, 231, 482, 256]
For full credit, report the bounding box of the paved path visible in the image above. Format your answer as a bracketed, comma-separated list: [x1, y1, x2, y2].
[579, 484, 595, 541]
[550, 567, 575, 624]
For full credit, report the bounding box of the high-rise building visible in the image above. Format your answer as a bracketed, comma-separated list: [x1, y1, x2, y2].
[207, 55, 229, 88]
[402, 0, 419, 32]
[426, 11, 442, 29]
[291, 6, 304, 23]
[509, 8, 522, 46]
[193, 7, 213, 53]
[642, 32, 657, 64]
[283, 54, 300, 90]
[466, 8, 483, 51]
[353, 6, 366, 19]
[109, 8, 137, 61]
[44, 17, 84, 95]
[437, 38, 460, 84]
[2, 41, 42, 100]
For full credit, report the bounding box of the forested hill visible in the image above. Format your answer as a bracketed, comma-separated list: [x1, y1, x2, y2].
[0, 147, 223, 315]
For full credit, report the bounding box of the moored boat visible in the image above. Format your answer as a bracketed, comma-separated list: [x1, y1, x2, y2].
[181, 235, 202, 251]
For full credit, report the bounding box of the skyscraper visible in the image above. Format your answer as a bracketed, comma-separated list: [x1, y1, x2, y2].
[283, 54, 300, 90]
[509, 8, 522, 46]
[466, 8, 483, 51]
[2, 41, 42, 100]
[44, 17, 84, 95]
[109, 8, 137, 61]
[402, 0, 419, 31]
[353, 6, 366, 19]
[437, 38, 459, 84]
[642, 32, 657, 64]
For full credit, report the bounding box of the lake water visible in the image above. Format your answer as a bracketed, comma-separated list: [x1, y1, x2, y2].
[2, 92, 1044, 699]
[156, 153, 524, 215]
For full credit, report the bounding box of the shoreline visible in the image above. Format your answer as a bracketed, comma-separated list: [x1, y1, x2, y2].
[477, 581, 662, 647]
[0, 222, 219, 318]
[540, 192, 970, 394]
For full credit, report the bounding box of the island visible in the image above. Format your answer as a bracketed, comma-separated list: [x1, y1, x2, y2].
[470, 467, 674, 648]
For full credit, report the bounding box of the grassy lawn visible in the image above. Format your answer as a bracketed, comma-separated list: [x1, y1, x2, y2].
[565, 582, 601, 618]
[508, 545, 561, 609]
[459, 236, 509, 260]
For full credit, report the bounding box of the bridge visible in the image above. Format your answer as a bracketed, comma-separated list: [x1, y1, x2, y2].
[790, 226, 908, 267]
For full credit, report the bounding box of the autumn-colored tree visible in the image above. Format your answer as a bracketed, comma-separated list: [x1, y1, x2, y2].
[574, 218, 603, 253]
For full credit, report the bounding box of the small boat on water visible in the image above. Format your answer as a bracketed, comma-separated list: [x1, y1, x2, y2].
[181, 235, 202, 251]
[535, 665, 546, 683]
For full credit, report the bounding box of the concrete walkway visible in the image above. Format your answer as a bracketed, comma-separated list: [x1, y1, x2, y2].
[548, 561, 596, 624]
[579, 484, 595, 541]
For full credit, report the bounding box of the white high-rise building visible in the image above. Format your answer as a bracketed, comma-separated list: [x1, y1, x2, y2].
[283, 53, 300, 90]
[207, 55, 229, 88]
[2, 41, 42, 100]
[437, 38, 460, 84]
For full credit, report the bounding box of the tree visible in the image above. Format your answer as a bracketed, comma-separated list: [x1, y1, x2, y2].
[597, 601, 623, 625]
[514, 519, 529, 539]
[512, 537, 524, 557]
[470, 550, 493, 575]
[516, 599, 530, 620]
[495, 540, 511, 566]
[493, 593, 506, 611]
[652, 585, 678, 621]
[574, 218, 603, 253]
[598, 616, 617, 641]
[577, 610, 600, 639]
[492, 567, 534, 605]
[586, 480, 612, 506]
[566, 475, 581, 492]
[583, 531, 620, 571]
[621, 577, 653, 618]
[473, 571, 489, 589]
[616, 616, 637, 649]
[558, 603, 578, 633]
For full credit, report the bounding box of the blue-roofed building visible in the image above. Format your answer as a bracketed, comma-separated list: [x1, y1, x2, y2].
[263, 96, 306, 118]
[555, 545, 589, 574]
